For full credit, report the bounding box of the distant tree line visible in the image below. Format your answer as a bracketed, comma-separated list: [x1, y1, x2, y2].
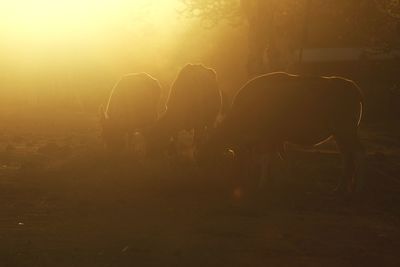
[181, 0, 400, 77]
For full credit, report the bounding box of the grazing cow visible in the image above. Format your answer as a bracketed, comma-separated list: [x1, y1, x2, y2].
[200, 72, 365, 194]
[100, 73, 162, 152]
[145, 64, 222, 155]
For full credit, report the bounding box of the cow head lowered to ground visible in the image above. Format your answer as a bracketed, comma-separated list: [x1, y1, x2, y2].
[99, 106, 125, 151]
[198, 72, 365, 194]
[144, 64, 222, 157]
[100, 73, 162, 153]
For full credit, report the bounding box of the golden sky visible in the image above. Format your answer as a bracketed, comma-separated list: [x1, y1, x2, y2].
[0, 0, 182, 65]
[1, 1, 179, 40]
[0, 0, 248, 101]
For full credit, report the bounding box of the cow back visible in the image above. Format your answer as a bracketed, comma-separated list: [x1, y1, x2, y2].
[166, 64, 221, 130]
[225, 72, 363, 146]
[106, 73, 162, 131]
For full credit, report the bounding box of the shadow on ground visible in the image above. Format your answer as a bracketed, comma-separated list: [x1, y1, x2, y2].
[0, 113, 399, 267]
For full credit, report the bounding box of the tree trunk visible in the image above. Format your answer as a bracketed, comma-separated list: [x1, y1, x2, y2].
[243, 0, 281, 78]
[298, 0, 311, 66]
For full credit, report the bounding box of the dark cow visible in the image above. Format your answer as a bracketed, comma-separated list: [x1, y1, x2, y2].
[100, 73, 162, 152]
[200, 72, 365, 194]
[145, 64, 222, 155]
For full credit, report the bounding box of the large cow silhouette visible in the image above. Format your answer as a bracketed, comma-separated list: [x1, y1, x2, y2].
[201, 72, 365, 194]
[100, 73, 162, 152]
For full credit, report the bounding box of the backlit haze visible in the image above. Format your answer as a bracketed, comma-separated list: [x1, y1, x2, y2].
[0, 0, 247, 112]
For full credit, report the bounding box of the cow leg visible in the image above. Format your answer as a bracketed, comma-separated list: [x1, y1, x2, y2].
[259, 153, 273, 188]
[257, 141, 284, 189]
[194, 126, 207, 150]
[276, 142, 293, 182]
[168, 132, 179, 157]
[191, 127, 205, 161]
[127, 132, 134, 151]
[109, 132, 126, 156]
[333, 126, 365, 194]
[232, 146, 254, 193]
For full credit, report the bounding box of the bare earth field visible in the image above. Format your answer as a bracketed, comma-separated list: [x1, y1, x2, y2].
[0, 112, 399, 267]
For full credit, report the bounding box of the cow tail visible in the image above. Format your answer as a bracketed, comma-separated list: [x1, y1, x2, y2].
[358, 100, 363, 126]
[354, 82, 364, 126]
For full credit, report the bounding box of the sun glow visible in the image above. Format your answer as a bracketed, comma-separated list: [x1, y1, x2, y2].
[0, 0, 177, 42]
[1, 0, 242, 104]
[0, 0, 186, 83]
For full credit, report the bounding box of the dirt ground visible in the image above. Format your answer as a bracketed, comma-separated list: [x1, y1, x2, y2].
[0, 112, 399, 267]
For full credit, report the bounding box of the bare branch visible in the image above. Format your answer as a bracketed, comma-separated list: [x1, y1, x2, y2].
[179, 0, 243, 27]
[375, 0, 400, 19]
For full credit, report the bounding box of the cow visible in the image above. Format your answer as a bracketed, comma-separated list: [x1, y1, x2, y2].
[199, 72, 365, 194]
[145, 64, 222, 156]
[100, 73, 162, 152]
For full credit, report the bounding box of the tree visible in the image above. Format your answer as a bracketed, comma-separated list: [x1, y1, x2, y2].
[181, 0, 310, 76]
[181, 0, 400, 77]
[180, 0, 242, 27]
[375, 0, 400, 19]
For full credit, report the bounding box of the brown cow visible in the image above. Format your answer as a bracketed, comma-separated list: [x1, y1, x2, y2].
[100, 73, 162, 152]
[145, 64, 222, 156]
[200, 72, 365, 194]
